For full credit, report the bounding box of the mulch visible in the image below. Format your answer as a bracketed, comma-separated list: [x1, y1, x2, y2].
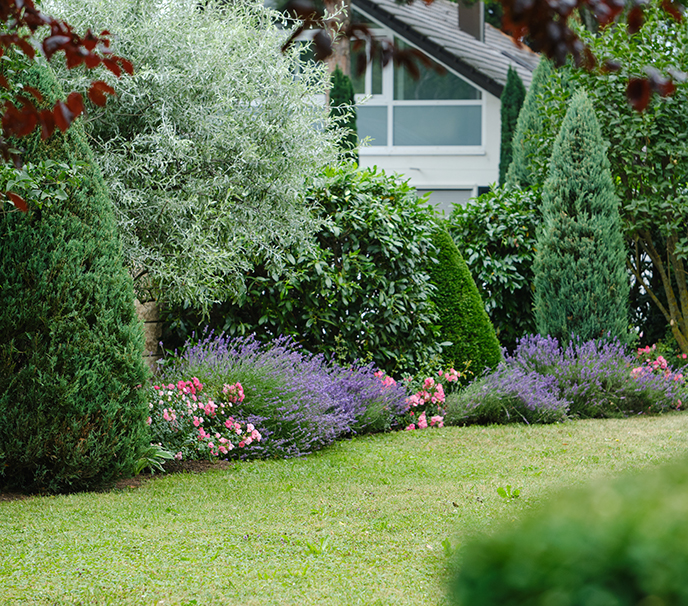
[0, 459, 235, 502]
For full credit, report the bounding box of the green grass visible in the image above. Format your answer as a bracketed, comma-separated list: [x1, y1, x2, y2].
[2, 413, 688, 606]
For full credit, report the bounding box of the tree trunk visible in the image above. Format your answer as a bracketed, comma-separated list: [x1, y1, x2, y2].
[324, 0, 351, 76]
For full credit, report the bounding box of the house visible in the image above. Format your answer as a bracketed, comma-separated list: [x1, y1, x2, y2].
[349, 0, 539, 214]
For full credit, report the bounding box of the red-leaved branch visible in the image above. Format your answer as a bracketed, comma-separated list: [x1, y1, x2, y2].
[0, 0, 133, 212]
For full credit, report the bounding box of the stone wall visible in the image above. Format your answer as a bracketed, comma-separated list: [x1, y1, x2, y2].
[135, 299, 163, 372]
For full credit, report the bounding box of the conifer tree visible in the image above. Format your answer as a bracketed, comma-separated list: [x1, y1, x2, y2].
[0, 61, 150, 493]
[506, 58, 553, 189]
[533, 90, 629, 343]
[428, 225, 502, 380]
[329, 65, 358, 163]
[499, 67, 526, 185]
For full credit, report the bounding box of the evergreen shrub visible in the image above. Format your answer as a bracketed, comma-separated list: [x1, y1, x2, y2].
[499, 67, 526, 185]
[330, 65, 358, 162]
[451, 457, 688, 606]
[427, 226, 502, 380]
[506, 58, 554, 189]
[0, 62, 149, 493]
[448, 185, 539, 352]
[162, 164, 443, 377]
[534, 90, 630, 343]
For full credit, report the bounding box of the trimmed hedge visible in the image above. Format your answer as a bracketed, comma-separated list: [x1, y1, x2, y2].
[0, 61, 149, 493]
[162, 164, 443, 377]
[451, 455, 688, 605]
[427, 226, 502, 380]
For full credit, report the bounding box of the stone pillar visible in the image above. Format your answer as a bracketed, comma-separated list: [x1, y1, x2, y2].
[135, 299, 163, 372]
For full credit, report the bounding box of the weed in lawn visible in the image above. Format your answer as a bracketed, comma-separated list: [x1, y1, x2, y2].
[497, 485, 521, 500]
[441, 537, 459, 557]
[305, 536, 330, 556]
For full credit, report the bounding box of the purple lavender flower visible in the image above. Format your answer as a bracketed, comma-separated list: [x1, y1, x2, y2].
[446, 333, 686, 426]
[160, 332, 408, 459]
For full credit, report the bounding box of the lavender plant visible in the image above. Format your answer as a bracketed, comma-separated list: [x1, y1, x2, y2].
[158, 333, 408, 459]
[445, 364, 569, 426]
[446, 334, 686, 426]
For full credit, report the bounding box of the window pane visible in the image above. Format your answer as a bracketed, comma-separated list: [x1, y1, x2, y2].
[357, 105, 388, 146]
[372, 49, 383, 95]
[350, 41, 384, 95]
[350, 42, 366, 94]
[394, 39, 481, 100]
[393, 105, 481, 146]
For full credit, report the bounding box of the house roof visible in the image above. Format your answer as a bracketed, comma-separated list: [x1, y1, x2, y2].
[352, 0, 539, 98]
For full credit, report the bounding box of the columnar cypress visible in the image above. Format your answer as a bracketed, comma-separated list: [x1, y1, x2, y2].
[329, 65, 358, 163]
[428, 225, 502, 380]
[533, 90, 629, 343]
[499, 67, 526, 185]
[506, 58, 553, 189]
[0, 62, 149, 493]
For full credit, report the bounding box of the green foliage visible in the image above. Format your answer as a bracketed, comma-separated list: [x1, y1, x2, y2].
[501, 4, 688, 351]
[163, 164, 443, 377]
[572, 1, 688, 352]
[329, 66, 358, 163]
[534, 90, 629, 343]
[48, 0, 340, 313]
[505, 58, 554, 189]
[448, 186, 539, 351]
[451, 456, 688, 606]
[427, 226, 502, 380]
[0, 61, 149, 493]
[133, 443, 175, 476]
[499, 67, 526, 186]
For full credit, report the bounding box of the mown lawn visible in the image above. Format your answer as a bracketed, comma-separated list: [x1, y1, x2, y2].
[1, 413, 687, 606]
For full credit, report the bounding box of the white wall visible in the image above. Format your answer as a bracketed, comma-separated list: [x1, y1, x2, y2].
[357, 92, 501, 208]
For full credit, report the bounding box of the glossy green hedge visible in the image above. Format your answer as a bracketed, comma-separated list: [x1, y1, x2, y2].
[163, 164, 443, 376]
[448, 186, 538, 352]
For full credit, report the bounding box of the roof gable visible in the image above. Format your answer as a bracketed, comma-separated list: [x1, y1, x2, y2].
[352, 0, 539, 97]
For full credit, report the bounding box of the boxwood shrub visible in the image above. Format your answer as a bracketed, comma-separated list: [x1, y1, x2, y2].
[427, 225, 502, 381]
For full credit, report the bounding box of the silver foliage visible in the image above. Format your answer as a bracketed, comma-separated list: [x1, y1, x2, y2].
[47, 0, 340, 312]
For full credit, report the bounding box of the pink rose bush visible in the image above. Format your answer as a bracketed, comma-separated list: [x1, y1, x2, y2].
[632, 346, 685, 409]
[147, 377, 261, 461]
[376, 365, 469, 432]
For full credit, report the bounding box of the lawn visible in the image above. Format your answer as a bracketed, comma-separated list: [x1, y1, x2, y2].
[2, 413, 688, 606]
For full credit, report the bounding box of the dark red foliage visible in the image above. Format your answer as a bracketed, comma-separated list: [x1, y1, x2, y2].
[627, 77, 652, 111]
[627, 5, 645, 33]
[4, 191, 27, 212]
[0, 0, 133, 211]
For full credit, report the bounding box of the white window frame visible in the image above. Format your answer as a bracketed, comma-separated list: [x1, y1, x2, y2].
[352, 10, 486, 156]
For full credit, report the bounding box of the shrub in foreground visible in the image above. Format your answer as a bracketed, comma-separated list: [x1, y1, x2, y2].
[156, 333, 408, 459]
[0, 63, 149, 493]
[445, 334, 685, 425]
[451, 456, 688, 605]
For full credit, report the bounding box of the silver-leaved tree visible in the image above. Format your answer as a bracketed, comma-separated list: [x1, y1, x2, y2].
[47, 0, 340, 313]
